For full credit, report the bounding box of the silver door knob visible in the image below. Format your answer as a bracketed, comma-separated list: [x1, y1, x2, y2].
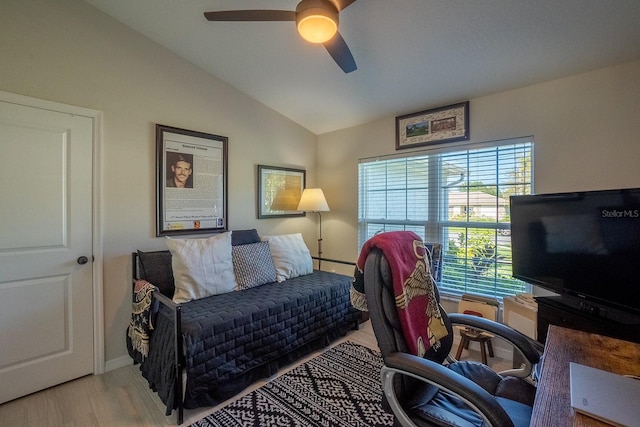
[77, 256, 89, 265]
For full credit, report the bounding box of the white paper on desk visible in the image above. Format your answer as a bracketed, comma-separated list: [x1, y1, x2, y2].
[570, 362, 640, 427]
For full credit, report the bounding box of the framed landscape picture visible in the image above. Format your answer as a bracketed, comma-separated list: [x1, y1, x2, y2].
[257, 165, 306, 219]
[396, 101, 469, 150]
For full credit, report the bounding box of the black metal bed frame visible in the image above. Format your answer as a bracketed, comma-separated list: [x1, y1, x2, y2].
[132, 252, 185, 424]
[131, 252, 356, 424]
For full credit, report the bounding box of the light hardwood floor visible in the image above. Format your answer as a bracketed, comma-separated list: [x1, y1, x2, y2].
[0, 321, 511, 427]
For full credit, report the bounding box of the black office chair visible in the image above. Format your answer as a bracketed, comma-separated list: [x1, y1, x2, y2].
[355, 232, 541, 427]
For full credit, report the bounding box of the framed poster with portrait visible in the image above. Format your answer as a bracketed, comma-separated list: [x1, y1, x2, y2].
[257, 165, 306, 219]
[156, 124, 228, 236]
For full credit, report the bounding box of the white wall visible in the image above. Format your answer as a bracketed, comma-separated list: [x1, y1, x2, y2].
[317, 60, 640, 272]
[3, 0, 639, 367]
[1, 0, 321, 366]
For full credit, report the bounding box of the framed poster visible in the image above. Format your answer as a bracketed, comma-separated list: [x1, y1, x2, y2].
[396, 101, 469, 150]
[156, 124, 228, 236]
[257, 165, 306, 219]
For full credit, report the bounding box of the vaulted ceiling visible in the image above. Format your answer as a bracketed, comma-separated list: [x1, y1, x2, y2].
[84, 0, 640, 134]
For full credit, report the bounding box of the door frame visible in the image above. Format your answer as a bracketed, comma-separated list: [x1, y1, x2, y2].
[0, 90, 105, 374]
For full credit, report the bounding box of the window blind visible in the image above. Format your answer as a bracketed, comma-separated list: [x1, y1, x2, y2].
[358, 138, 533, 299]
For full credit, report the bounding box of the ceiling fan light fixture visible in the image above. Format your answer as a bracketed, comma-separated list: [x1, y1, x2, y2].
[296, 1, 339, 44]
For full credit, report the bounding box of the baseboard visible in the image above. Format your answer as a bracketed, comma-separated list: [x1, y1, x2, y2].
[105, 354, 133, 372]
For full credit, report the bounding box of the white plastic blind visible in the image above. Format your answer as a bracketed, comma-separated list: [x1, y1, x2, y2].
[358, 139, 533, 299]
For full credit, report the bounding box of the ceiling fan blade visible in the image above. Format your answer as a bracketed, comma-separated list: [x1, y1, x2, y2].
[204, 10, 296, 22]
[332, 0, 357, 12]
[324, 32, 357, 73]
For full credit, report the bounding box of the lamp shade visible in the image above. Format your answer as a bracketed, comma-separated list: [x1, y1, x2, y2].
[297, 188, 330, 212]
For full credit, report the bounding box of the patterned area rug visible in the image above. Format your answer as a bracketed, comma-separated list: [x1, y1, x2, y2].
[191, 341, 394, 427]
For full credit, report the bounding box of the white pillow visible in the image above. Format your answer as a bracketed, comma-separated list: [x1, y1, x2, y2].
[165, 233, 237, 303]
[261, 233, 313, 282]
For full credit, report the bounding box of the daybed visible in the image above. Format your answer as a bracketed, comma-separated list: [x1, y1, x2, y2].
[127, 229, 360, 423]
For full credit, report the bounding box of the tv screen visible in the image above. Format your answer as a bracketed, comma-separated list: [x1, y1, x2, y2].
[510, 188, 640, 315]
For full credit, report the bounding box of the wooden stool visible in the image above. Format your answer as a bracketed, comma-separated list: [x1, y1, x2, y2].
[455, 328, 494, 364]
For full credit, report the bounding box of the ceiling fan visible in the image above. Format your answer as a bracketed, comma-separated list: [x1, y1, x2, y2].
[204, 0, 358, 73]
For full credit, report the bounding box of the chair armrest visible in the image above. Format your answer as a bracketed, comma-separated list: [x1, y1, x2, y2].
[383, 352, 514, 427]
[448, 313, 541, 365]
[449, 313, 542, 379]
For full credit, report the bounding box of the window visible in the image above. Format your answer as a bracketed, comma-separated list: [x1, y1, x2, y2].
[358, 138, 533, 299]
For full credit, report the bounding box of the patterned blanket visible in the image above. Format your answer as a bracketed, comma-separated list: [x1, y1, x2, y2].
[127, 279, 158, 363]
[351, 231, 448, 356]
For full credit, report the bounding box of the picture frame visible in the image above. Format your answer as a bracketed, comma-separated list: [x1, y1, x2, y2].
[396, 101, 469, 150]
[156, 124, 228, 236]
[257, 165, 306, 219]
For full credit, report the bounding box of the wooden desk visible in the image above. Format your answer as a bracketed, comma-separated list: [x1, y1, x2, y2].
[531, 325, 640, 426]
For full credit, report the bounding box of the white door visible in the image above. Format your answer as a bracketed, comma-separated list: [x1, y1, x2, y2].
[0, 96, 94, 403]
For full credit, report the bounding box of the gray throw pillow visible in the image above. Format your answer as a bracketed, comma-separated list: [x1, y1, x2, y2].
[232, 241, 277, 290]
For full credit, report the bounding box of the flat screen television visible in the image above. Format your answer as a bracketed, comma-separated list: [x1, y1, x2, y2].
[510, 188, 640, 316]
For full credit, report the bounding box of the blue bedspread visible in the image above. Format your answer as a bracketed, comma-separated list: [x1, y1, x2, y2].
[139, 270, 360, 413]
